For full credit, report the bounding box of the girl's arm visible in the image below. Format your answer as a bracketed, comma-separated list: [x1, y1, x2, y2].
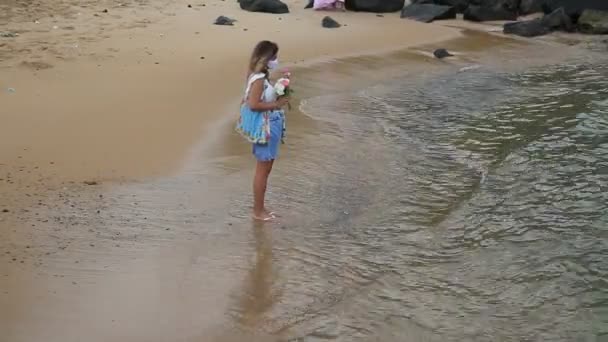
[247, 79, 286, 111]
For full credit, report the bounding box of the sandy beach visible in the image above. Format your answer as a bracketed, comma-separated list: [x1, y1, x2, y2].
[3, 0, 606, 341]
[0, 0, 460, 184]
[1, 1, 466, 340]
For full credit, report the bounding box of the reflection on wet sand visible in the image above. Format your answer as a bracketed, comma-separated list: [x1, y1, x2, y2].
[238, 223, 280, 330]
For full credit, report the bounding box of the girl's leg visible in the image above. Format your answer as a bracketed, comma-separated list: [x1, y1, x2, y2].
[253, 160, 274, 220]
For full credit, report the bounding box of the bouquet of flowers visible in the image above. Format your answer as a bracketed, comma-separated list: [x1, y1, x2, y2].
[274, 69, 293, 110]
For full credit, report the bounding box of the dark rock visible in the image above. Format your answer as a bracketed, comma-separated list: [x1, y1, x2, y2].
[541, 7, 574, 31]
[519, 0, 544, 15]
[2, 209, 9, 213]
[463, 5, 517, 21]
[239, 0, 289, 14]
[214, 15, 236, 25]
[102, 9, 108, 13]
[503, 7, 573, 37]
[433, 48, 454, 58]
[305, 0, 313, 9]
[188, 4, 192, 8]
[435, 0, 471, 13]
[504, 18, 551, 36]
[543, 0, 608, 20]
[322, 16, 341, 28]
[401, 3, 457, 22]
[473, 0, 520, 12]
[83, 181, 98, 186]
[345, 0, 405, 13]
[578, 9, 608, 34]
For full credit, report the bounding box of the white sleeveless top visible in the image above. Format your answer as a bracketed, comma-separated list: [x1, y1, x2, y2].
[244, 73, 277, 103]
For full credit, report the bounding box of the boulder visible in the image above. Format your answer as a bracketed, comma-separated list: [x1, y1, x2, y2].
[472, 0, 519, 12]
[519, 0, 545, 15]
[578, 9, 608, 34]
[542, 0, 608, 20]
[433, 48, 454, 58]
[504, 18, 551, 36]
[322, 16, 341, 28]
[305, 0, 314, 9]
[503, 7, 574, 37]
[541, 7, 574, 31]
[239, 0, 289, 14]
[345, 0, 406, 13]
[463, 4, 517, 21]
[401, 3, 457, 22]
[435, 0, 471, 13]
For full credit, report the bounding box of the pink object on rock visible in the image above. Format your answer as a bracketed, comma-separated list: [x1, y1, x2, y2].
[313, 0, 345, 11]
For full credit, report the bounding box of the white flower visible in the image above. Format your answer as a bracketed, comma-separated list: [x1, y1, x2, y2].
[275, 83, 286, 96]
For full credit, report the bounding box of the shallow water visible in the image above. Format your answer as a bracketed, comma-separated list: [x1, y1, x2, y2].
[2, 42, 607, 342]
[269, 60, 608, 341]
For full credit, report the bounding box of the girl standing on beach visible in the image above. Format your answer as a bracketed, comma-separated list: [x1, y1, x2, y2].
[241, 41, 289, 221]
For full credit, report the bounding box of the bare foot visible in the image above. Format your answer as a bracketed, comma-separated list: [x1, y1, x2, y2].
[252, 212, 274, 221]
[264, 208, 277, 218]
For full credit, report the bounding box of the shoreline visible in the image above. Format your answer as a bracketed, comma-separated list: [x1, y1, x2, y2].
[1, 2, 605, 197]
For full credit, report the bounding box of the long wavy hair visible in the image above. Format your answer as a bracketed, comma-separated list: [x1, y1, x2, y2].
[248, 40, 279, 78]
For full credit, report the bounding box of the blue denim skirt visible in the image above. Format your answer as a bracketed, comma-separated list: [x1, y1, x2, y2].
[253, 111, 284, 162]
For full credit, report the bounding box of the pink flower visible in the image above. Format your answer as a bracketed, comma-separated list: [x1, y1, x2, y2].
[280, 78, 290, 87]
